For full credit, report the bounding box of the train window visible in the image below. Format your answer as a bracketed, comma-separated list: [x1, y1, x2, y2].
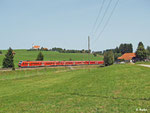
[19, 61, 22, 64]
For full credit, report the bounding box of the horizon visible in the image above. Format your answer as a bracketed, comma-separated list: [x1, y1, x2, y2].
[1, 42, 147, 53]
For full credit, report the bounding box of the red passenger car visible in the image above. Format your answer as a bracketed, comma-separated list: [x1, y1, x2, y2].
[18, 61, 104, 68]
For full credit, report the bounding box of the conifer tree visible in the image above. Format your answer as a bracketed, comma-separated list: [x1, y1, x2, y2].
[147, 46, 150, 56]
[36, 52, 44, 61]
[3, 47, 15, 68]
[0, 50, 2, 54]
[135, 42, 147, 61]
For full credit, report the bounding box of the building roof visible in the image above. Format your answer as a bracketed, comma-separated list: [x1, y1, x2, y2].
[12, 51, 16, 54]
[33, 45, 40, 49]
[118, 53, 136, 60]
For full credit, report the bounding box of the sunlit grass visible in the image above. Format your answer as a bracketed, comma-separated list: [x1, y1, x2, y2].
[0, 64, 149, 112]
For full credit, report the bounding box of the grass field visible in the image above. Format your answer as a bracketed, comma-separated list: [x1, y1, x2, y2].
[0, 64, 149, 113]
[0, 49, 103, 68]
[135, 61, 150, 65]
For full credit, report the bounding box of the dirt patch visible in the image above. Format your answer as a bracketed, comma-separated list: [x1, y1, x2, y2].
[138, 64, 150, 68]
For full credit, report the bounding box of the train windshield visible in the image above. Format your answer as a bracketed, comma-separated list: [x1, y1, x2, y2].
[19, 61, 23, 64]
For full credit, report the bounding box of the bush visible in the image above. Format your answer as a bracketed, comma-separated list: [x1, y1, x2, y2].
[0, 51, 2, 54]
[12, 66, 15, 71]
[93, 53, 97, 57]
[36, 52, 44, 61]
[104, 51, 114, 66]
[3, 47, 15, 68]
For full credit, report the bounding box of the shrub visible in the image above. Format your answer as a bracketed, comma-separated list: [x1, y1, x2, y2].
[12, 66, 15, 71]
[104, 51, 114, 66]
[93, 53, 97, 57]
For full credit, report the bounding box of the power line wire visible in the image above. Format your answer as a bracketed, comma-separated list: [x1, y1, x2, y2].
[90, 0, 105, 36]
[93, 0, 113, 36]
[94, 0, 120, 44]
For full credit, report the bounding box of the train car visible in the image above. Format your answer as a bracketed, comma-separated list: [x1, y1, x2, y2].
[18, 61, 104, 68]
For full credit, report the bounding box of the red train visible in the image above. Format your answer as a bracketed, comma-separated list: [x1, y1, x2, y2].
[18, 61, 104, 68]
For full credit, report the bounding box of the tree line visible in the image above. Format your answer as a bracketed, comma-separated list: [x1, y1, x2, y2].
[103, 42, 149, 66]
[50, 47, 91, 53]
[106, 43, 133, 61]
[28, 47, 91, 53]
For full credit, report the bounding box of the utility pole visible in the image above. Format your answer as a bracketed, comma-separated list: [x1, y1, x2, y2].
[88, 36, 90, 64]
[88, 36, 90, 52]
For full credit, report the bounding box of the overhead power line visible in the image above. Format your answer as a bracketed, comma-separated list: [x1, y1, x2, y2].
[93, 0, 113, 36]
[94, 0, 120, 43]
[90, 0, 105, 36]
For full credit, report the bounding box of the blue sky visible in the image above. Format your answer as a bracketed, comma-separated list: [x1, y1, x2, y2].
[0, 0, 150, 51]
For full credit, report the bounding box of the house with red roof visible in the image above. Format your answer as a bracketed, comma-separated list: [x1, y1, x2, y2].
[118, 53, 136, 62]
[32, 45, 40, 50]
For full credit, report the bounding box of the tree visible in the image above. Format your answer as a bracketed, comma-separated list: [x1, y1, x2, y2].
[147, 46, 150, 56]
[36, 52, 44, 61]
[119, 43, 133, 54]
[3, 47, 15, 69]
[104, 51, 114, 66]
[0, 50, 2, 54]
[135, 42, 147, 61]
[129, 44, 133, 53]
[114, 53, 122, 61]
[82, 49, 85, 53]
[114, 47, 120, 53]
[41, 47, 44, 51]
[93, 53, 97, 57]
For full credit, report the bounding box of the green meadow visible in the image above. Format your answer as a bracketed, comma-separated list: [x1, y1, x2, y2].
[0, 64, 150, 113]
[136, 61, 150, 65]
[0, 49, 103, 68]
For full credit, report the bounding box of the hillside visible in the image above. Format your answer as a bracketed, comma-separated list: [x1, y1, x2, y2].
[0, 64, 149, 113]
[0, 50, 103, 68]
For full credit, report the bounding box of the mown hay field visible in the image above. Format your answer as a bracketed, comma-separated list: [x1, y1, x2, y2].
[0, 64, 149, 113]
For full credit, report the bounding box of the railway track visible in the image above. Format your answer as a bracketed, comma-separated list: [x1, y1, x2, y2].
[0, 65, 102, 72]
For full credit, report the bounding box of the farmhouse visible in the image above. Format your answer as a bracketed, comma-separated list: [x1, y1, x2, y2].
[118, 53, 136, 62]
[32, 45, 40, 50]
[41, 47, 48, 51]
[12, 51, 16, 55]
[43, 48, 48, 51]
